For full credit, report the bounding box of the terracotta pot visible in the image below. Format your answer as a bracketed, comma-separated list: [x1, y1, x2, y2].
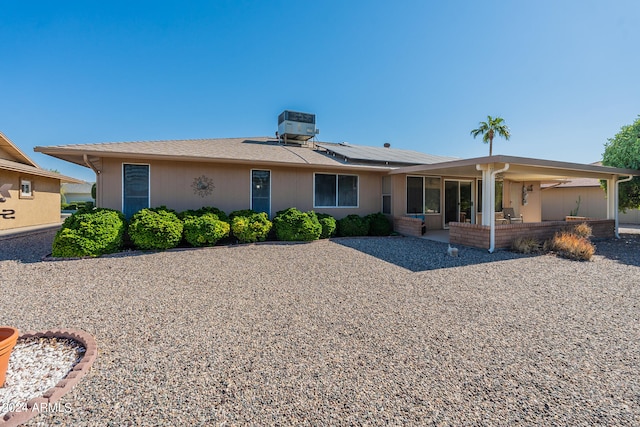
[0, 327, 19, 387]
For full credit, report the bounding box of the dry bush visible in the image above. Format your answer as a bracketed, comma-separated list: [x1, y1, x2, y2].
[511, 236, 541, 254]
[572, 222, 593, 239]
[550, 231, 595, 261]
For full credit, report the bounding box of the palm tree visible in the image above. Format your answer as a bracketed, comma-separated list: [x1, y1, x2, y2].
[470, 116, 511, 156]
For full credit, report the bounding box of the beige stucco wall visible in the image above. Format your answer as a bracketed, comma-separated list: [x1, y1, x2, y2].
[505, 180, 542, 222]
[98, 158, 386, 219]
[541, 185, 640, 223]
[0, 170, 61, 230]
[541, 186, 608, 220]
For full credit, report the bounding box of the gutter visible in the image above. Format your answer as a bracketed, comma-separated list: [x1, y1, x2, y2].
[489, 163, 510, 253]
[615, 175, 634, 238]
[83, 154, 101, 175]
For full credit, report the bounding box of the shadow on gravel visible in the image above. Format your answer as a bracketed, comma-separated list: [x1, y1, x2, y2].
[333, 236, 530, 272]
[593, 234, 640, 267]
[0, 231, 57, 264]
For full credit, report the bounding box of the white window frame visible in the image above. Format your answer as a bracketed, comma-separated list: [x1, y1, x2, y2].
[19, 178, 33, 198]
[313, 172, 359, 208]
[122, 163, 151, 217]
[381, 175, 392, 214]
[250, 169, 271, 216]
[406, 175, 441, 215]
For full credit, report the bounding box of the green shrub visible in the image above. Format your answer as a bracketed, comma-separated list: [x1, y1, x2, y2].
[337, 214, 370, 237]
[231, 212, 272, 243]
[128, 208, 184, 250]
[178, 206, 228, 222]
[366, 212, 392, 236]
[52, 208, 126, 257]
[183, 213, 230, 247]
[316, 213, 337, 238]
[229, 209, 258, 220]
[273, 208, 322, 241]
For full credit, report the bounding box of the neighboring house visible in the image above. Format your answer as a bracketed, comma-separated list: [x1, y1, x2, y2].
[61, 182, 95, 204]
[542, 177, 640, 224]
[33, 112, 640, 250]
[0, 132, 82, 231]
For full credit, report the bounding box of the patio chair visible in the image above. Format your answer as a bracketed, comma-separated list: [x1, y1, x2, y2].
[495, 211, 509, 225]
[502, 207, 523, 223]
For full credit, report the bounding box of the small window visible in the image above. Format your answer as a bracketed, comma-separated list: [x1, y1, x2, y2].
[314, 173, 358, 208]
[20, 179, 33, 198]
[382, 176, 391, 214]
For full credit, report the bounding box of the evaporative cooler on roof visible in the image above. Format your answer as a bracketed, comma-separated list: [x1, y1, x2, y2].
[277, 110, 318, 143]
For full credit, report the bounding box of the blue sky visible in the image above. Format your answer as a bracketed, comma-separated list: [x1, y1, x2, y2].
[2, 0, 639, 182]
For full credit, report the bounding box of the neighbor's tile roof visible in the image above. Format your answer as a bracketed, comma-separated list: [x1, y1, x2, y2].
[541, 178, 602, 188]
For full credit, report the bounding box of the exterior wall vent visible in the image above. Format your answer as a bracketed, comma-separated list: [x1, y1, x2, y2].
[277, 110, 318, 143]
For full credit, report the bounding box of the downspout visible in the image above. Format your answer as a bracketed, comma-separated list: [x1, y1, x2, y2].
[83, 154, 100, 175]
[83, 154, 101, 207]
[615, 175, 633, 238]
[488, 163, 510, 253]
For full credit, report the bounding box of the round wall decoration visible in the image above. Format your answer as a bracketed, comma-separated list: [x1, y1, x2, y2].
[191, 175, 215, 198]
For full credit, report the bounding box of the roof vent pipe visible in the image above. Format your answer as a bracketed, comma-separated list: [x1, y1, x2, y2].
[384, 142, 391, 148]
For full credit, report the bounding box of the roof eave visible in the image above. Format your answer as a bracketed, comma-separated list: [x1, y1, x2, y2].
[34, 148, 394, 173]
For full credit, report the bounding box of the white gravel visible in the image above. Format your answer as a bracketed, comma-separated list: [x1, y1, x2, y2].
[0, 229, 639, 426]
[0, 337, 84, 418]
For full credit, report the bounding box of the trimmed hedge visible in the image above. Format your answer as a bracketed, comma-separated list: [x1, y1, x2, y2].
[52, 208, 126, 257]
[183, 213, 230, 247]
[273, 208, 322, 241]
[366, 212, 392, 236]
[316, 213, 337, 238]
[178, 206, 228, 223]
[128, 208, 184, 250]
[337, 214, 370, 237]
[231, 212, 272, 243]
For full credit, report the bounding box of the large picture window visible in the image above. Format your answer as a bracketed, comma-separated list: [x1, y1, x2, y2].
[407, 176, 441, 214]
[425, 178, 441, 213]
[314, 173, 358, 207]
[123, 164, 150, 218]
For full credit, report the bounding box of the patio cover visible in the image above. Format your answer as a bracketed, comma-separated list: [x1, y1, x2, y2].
[390, 155, 640, 252]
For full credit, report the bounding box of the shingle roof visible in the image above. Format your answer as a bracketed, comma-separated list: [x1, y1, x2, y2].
[315, 142, 458, 165]
[0, 158, 83, 183]
[35, 137, 406, 170]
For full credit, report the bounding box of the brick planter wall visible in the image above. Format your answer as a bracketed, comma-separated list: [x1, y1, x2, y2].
[449, 219, 615, 250]
[393, 216, 425, 237]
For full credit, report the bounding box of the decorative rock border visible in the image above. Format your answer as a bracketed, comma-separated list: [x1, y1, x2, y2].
[0, 329, 97, 427]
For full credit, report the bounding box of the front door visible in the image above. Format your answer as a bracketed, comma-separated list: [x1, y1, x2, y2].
[444, 180, 473, 227]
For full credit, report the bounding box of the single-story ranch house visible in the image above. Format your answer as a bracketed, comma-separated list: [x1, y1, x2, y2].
[1, 131, 82, 231]
[34, 113, 639, 251]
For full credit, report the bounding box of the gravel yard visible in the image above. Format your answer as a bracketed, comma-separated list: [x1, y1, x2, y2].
[1, 230, 639, 426]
